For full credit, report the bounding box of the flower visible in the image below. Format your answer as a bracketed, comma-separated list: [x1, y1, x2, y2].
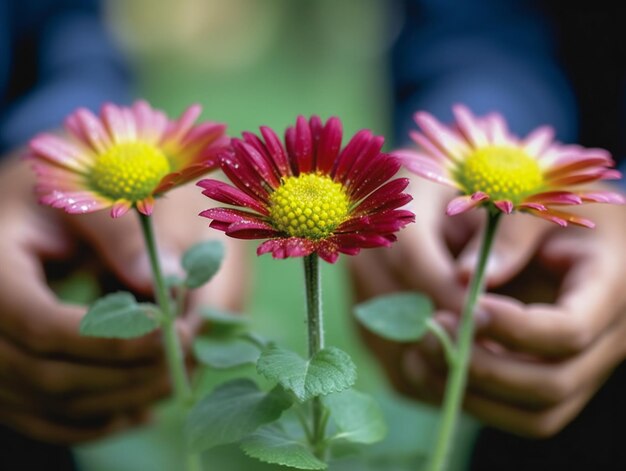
[28, 100, 229, 218]
[198, 116, 415, 263]
[398, 105, 624, 227]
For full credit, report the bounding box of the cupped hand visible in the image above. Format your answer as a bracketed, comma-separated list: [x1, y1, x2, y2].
[0, 155, 246, 444]
[403, 192, 626, 437]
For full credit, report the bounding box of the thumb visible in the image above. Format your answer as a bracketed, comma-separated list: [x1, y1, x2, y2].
[457, 213, 550, 288]
[68, 210, 180, 294]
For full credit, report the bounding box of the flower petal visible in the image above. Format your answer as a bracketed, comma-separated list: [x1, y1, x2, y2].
[197, 179, 269, 215]
[260, 126, 291, 178]
[316, 117, 343, 174]
[396, 149, 461, 189]
[494, 200, 514, 214]
[111, 199, 132, 218]
[453, 104, 488, 148]
[446, 192, 489, 216]
[257, 238, 315, 259]
[136, 196, 155, 216]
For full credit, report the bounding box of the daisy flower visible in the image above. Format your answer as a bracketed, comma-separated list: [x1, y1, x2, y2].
[398, 104, 624, 227]
[198, 115, 415, 263]
[28, 100, 229, 218]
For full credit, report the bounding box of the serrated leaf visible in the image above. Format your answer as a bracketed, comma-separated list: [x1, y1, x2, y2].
[194, 337, 260, 369]
[182, 240, 224, 288]
[257, 346, 356, 402]
[186, 379, 292, 452]
[354, 292, 434, 342]
[241, 424, 327, 470]
[198, 306, 249, 326]
[323, 389, 387, 444]
[79, 292, 159, 338]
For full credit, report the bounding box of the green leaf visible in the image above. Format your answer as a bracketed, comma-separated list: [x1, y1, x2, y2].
[182, 240, 225, 288]
[198, 306, 249, 326]
[257, 346, 357, 402]
[79, 292, 159, 339]
[241, 424, 327, 470]
[354, 292, 434, 342]
[323, 389, 387, 444]
[186, 379, 292, 452]
[194, 337, 260, 369]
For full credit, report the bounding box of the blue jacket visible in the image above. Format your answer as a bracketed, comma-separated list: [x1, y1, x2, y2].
[0, 0, 129, 153]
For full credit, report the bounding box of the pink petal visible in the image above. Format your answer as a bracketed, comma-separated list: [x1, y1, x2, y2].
[397, 150, 460, 189]
[413, 111, 469, 161]
[494, 200, 514, 214]
[532, 208, 595, 228]
[579, 191, 625, 204]
[525, 191, 582, 205]
[409, 130, 453, 163]
[453, 104, 488, 148]
[101, 103, 133, 143]
[519, 202, 547, 211]
[523, 126, 555, 157]
[136, 196, 155, 216]
[164, 104, 202, 143]
[482, 113, 513, 145]
[29, 135, 92, 172]
[66, 108, 112, 153]
[446, 192, 489, 216]
[111, 200, 132, 218]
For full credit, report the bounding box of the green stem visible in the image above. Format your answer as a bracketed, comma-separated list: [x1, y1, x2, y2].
[427, 211, 501, 471]
[138, 213, 201, 471]
[138, 212, 192, 405]
[303, 254, 326, 459]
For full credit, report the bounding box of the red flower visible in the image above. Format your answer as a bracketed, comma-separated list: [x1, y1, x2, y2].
[198, 116, 414, 263]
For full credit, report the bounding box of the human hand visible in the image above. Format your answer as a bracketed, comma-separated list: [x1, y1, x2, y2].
[0, 155, 246, 444]
[349, 177, 551, 395]
[350, 177, 626, 437]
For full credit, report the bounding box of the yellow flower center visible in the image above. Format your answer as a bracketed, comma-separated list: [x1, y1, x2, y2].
[91, 142, 170, 201]
[459, 146, 543, 203]
[269, 173, 350, 239]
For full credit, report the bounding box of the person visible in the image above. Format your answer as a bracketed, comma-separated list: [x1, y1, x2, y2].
[350, 1, 626, 469]
[0, 0, 244, 469]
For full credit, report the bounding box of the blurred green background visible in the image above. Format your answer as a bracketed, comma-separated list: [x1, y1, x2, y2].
[73, 1, 477, 469]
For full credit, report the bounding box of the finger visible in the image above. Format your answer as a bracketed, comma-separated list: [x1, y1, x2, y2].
[466, 312, 626, 410]
[67, 210, 157, 294]
[0, 244, 164, 364]
[0, 408, 143, 445]
[463, 381, 602, 438]
[479, 240, 622, 358]
[457, 212, 550, 288]
[63, 374, 170, 418]
[0, 335, 165, 396]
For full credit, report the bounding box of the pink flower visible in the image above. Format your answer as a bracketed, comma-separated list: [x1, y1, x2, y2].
[198, 116, 415, 263]
[28, 100, 229, 218]
[398, 104, 624, 227]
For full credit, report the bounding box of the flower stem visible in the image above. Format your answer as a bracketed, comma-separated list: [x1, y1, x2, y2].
[427, 211, 501, 471]
[138, 212, 192, 405]
[139, 213, 202, 471]
[303, 254, 326, 459]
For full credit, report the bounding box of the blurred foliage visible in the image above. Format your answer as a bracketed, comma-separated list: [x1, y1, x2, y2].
[72, 1, 478, 470]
